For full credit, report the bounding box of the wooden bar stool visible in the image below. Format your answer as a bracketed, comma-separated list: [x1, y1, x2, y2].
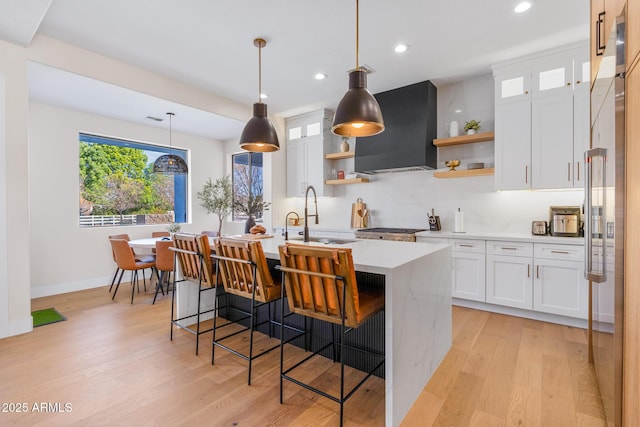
[276, 244, 385, 427]
[170, 233, 222, 355]
[211, 238, 304, 385]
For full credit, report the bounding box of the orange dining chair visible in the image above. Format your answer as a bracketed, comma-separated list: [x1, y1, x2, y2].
[110, 238, 157, 304]
[170, 233, 223, 355]
[211, 238, 304, 385]
[152, 231, 170, 238]
[276, 244, 385, 427]
[108, 233, 155, 293]
[153, 239, 175, 304]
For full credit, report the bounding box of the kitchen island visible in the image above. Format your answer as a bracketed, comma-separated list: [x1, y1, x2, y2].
[176, 236, 452, 426]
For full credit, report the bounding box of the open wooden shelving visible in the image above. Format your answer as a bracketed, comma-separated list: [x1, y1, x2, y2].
[325, 177, 369, 185]
[325, 151, 355, 160]
[433, 168, 495, 179]
[433, 131, 495, 147]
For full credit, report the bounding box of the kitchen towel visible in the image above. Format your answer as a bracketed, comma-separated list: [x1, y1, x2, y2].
[454, 208, 464, 233]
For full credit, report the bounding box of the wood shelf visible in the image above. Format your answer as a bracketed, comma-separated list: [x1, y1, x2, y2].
[433, 168, 495, 179]
[325, 151, 355, 160]
[325, 177, 369, 185]
[433, 131, 495, 147]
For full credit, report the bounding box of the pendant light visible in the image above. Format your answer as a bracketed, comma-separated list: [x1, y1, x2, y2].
[331, 0, 384, 137]
[153, 112, 188, 175]
[239, 38, 280, 152]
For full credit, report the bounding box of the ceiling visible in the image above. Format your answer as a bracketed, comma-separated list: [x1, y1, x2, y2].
[0, 0, 590, 140]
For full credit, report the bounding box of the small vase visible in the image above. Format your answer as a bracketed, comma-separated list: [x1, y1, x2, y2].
[466, 129, 476, 135]
[340, 138, 350, 152]
[244, 216, 256, 234]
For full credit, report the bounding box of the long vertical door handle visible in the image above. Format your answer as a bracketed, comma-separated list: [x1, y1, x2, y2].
[536, 265, 539, 279]
[576, 161, 580, 181]
[527, 264, 530, 278]
[568, 162, 571, 181]
[597, 12, 606, 56]
[525, 165, 528, 184]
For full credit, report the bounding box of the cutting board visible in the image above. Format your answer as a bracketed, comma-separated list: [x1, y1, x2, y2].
[229, 234, 274, 240]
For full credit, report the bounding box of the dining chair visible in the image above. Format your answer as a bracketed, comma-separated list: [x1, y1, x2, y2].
[276, 244, 385, 427]
[152, 231, 170, 238]
[170, 233, 222, 355]
[108, 233, 155, 293]
[211, 238, 304, 385]
[110, 238, 157, 304]
[201, 230, 219, 237]
[153, 239, 175, 304]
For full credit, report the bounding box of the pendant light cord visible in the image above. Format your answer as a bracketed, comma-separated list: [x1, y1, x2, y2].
[355, 0, 359, 70]
[258, 43, 262, 103]
[167, 112, 174, 154]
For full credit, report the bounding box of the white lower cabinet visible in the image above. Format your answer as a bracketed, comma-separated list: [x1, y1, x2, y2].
[485, 241, 533, 309]
[451, 240, 485, 302]
[532, 243, 587, 319]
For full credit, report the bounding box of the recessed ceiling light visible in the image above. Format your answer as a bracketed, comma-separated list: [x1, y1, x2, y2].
[394, 44, 409, 53]
[514, 1, 532, 13]
[315, 73, 327, 80]
[454, 109, 462, 114]
[260, 93, 268, 99]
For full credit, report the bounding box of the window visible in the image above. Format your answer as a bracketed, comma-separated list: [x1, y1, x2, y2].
[232, 152, 265, 221]
[78, 133, 188, 227]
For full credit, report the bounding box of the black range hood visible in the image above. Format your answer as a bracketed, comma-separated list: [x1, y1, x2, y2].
[355, 80, 437, 173]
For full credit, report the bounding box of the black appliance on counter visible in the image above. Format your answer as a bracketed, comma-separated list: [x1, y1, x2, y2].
[355, 80, 437, 173]
[354, 227, 427, 242]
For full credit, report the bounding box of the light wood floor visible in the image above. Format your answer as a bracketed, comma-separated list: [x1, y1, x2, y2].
[0, 286, 605, 426]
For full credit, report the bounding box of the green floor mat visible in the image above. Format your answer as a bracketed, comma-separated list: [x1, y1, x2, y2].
[32, 308, 66, 327]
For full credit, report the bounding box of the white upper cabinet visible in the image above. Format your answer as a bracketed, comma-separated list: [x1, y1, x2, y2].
[493, 42, 589, 190]
[285, 110, 335, 198]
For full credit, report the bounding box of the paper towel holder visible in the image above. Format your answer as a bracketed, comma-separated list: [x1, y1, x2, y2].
[453, 207, 465, 233]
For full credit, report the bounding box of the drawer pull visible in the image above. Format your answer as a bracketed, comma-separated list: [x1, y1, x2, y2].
[501, 247, 517, 250]
[459, 244, 474, 248]
[551, 250, 570, 255]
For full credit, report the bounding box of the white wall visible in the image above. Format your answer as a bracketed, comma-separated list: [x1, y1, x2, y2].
[28, 103, 227, 297]
[276, 75, 584, 234]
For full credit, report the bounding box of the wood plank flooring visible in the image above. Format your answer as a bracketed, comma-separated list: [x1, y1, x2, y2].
[0, 286, 605, 426]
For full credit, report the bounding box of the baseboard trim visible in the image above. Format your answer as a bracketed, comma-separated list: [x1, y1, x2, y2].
[31, 275, 113, 298]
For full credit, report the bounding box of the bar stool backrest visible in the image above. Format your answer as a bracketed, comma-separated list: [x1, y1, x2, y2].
[214, 238, 279, 303]
[278, 244, 362, 328]
[172, 233, 217, 287]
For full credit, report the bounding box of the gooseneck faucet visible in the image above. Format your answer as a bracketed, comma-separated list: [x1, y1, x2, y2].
[303, 185, 319, 242]
[284, 211, 300, 241]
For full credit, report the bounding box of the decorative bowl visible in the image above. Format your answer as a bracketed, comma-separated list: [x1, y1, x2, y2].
[444, 160, 461, 171]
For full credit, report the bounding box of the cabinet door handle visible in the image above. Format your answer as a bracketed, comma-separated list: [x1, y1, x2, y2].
[597, 11, 606, 56]
[576, 80, 581, 85]
[525, 165, 528, 184]
[536, 265, 540, 279]
[551, 250, 570, 255]
[576, 161, 580, 181]
[568, 162, 571, 181]
[527, 264, 531, 278]
[524, 90, 529, 95]
[566, 82, 571, 86]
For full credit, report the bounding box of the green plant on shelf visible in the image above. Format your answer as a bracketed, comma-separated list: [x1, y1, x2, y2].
[463, 120, 481, 132]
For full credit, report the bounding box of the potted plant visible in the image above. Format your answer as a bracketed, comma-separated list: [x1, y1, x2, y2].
[235, 194, 270, 234]
[464, 120, 481, 135]
[197, 176, 233, 236]
[166, 222, 181, 236]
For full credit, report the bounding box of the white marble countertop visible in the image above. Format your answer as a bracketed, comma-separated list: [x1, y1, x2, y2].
[244, 236, 450, 274]
[415, 230, 585, 245]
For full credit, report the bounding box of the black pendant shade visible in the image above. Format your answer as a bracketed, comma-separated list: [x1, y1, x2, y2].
[331, 69, 384, 137]
[239, 38, 280, 152]
[153, 112, 188, 175]
[153, 154, 188, 174]
[331, 0, 384, 138]
[239, 102, 280, 152]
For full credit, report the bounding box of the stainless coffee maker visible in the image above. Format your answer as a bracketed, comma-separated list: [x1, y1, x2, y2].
[549, 206, 581, 237]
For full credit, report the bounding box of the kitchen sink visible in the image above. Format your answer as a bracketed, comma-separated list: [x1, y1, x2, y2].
[287, 236, 358, 245]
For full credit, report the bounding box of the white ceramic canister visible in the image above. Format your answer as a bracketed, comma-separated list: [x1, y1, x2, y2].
[449, 121, 459, 137]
